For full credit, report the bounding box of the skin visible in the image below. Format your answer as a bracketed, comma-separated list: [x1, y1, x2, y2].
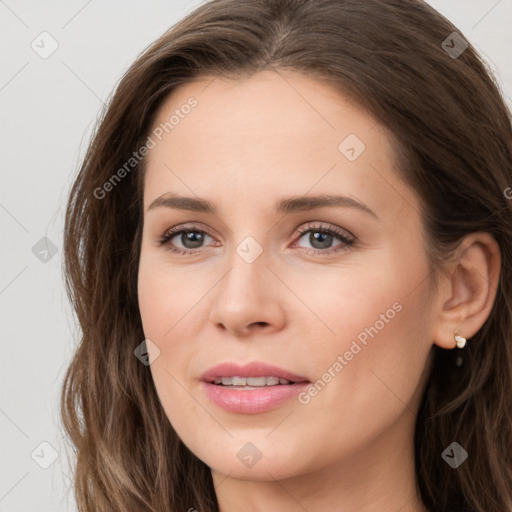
[137, 70, 500, 512]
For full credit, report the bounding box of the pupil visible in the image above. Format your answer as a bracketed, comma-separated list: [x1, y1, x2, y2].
[311, 231, 332, 249]
[182, 231, 204, 248]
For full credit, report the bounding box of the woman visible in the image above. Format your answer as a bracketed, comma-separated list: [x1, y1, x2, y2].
[61, 0, 512, 510]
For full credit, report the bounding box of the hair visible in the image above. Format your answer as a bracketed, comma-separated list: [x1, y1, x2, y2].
[60, 0, 512, 510]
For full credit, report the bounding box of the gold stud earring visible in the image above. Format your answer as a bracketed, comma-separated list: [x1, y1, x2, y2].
[454, 331, 467, 349]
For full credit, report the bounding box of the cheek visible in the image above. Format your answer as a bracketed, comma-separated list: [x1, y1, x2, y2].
[305, 272, 433, 441]
[279, 252, 412, 355]
[137, 252, 209, 343]
[295, 250, 433, 421]
[137, 254, 215, 409]
[137, 260, 206, 438]
[138, 265, 169, 342]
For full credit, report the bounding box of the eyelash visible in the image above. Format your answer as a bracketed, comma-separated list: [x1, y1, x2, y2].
[157, 222, 355, 256]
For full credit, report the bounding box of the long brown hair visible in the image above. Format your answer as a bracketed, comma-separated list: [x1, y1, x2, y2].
[61, 0, 512, 510]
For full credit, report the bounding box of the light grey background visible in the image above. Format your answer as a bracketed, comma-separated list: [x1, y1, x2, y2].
[1, 1, 511, 510]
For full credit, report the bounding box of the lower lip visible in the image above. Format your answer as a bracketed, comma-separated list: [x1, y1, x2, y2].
[202, 381, 310, 414]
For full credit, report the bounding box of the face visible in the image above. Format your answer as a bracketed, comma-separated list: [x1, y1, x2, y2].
[137, 70, 436, 482]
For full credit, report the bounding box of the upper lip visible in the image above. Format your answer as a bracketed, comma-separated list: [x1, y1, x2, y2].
[201, 362, 310, 383]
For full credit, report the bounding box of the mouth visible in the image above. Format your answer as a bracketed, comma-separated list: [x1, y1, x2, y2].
[200, 362, 310, 414]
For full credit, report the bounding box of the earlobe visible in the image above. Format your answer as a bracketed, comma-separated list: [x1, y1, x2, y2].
[432, 232, 501, 350]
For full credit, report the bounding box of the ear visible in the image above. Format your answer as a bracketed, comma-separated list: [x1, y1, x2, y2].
[433, 232, 501, 349]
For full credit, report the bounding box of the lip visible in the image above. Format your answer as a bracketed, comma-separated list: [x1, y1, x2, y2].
[201, 361, 309, 383]
[200, 362, 310, 414]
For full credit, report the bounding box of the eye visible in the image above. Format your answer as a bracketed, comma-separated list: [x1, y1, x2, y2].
[157, 222, 355, 256]
[291, 222, 355, 255]
[157, 224, 217, 255]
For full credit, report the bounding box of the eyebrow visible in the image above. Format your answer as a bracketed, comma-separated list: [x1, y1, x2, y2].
[147, 192, 378, 218]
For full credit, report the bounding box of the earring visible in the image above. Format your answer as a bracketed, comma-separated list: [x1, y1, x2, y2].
[454, 331, 467, 349]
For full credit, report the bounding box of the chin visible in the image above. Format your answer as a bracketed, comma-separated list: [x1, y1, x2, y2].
[193, 441, 307, 481]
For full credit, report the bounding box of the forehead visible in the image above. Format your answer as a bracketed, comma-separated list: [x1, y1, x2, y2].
[142, 70, 418, 220]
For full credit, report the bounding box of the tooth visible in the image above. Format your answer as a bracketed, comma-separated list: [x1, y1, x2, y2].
[216, 376, 293, 387]
[246, 377, 267, 386]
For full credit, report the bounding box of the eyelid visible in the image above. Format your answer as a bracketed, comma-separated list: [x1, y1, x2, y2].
[293, 222, 355, 242]
[162, 222, 214, 238]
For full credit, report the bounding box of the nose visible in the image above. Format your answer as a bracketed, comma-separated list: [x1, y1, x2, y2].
[208, 247, 287, 338]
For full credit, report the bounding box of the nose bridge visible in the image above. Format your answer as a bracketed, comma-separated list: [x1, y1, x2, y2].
[219, 234, 270, 306]
[208, 231, 286, 335]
